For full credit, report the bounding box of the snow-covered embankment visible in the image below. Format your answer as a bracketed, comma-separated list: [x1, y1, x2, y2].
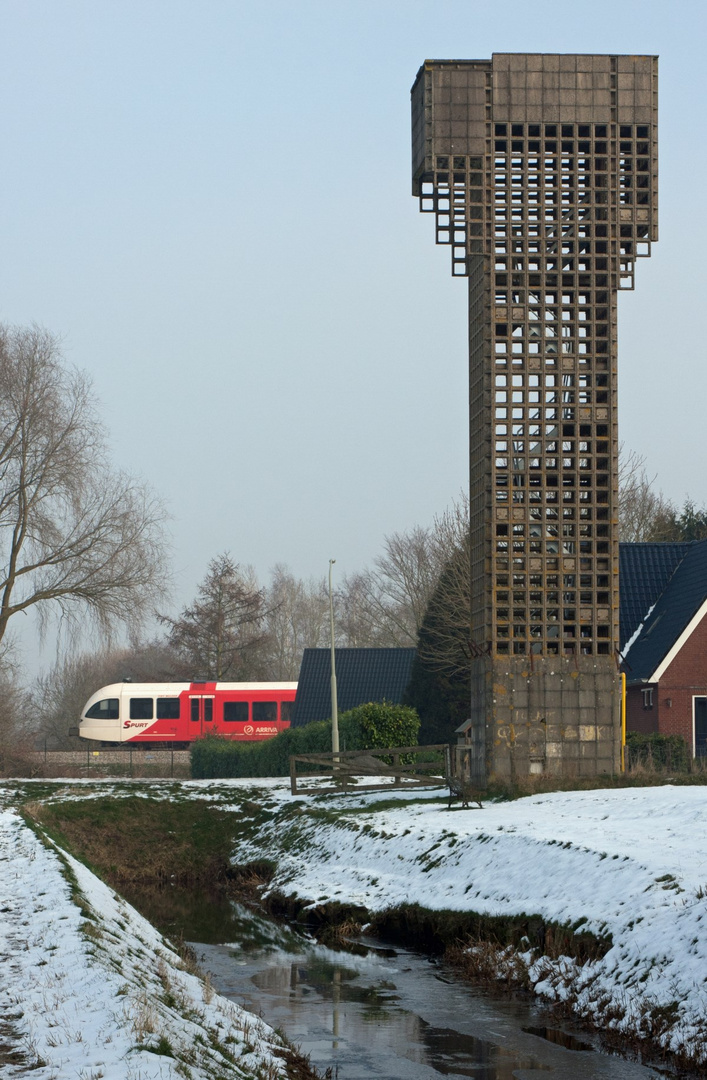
[227, 783, 707, 1066]
[0, 807, 292, 1080]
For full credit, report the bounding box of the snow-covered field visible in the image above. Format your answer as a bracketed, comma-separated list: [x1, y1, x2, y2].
[222, 781, 707, 1066]
[2, 778, 707, 1071]
[0, 794, 293, 1080]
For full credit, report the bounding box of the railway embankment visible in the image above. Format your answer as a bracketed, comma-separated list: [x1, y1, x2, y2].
[28, 747, 192, 779]
[12, 776, 707, 1073]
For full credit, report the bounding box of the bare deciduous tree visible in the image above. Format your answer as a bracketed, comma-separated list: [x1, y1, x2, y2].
[618, 445, 672, 542]
[338, 526, 444, 647]
[32, 640, 184, 748]
[0, 324, 169, 651]
[159, 553, 266, 680]
[336, 570, 387, 647]
[617, 446, 707, 542]
[260, 565, 329, 679]
[0, 655, 35, 775]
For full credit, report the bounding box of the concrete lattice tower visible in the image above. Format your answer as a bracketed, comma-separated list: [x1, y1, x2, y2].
[411, 54, 658, 781]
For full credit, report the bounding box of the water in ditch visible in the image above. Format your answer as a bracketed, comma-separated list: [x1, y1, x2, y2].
[125, 885, 670, 1080]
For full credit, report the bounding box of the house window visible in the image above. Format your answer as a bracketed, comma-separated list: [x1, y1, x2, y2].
[695, 698, 707, 758]
[642, 687, 653, 709]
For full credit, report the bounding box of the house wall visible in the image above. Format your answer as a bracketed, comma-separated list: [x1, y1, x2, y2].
[626, 685, 658, 734]
[653, 609, 707, 753]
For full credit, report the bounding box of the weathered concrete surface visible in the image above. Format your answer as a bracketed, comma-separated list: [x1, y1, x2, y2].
[412, 53, 657, 780]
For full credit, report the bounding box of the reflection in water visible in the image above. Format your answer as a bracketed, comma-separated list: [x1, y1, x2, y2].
[121, 885, 665, 1080]
[253, 958, 400, 1019]
[415, 1025, 546, 1079]
[220, 947, 546, 1079]
[523, 1026, 595, 1052]
[198, 914, 663, 1079]
[118, 881, 302, 949]
[251, 957, 544, 1077]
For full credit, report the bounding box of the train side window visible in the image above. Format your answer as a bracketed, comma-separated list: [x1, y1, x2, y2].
[253, 701, 277, 723]
[157, 698, 180, 720]
[223, 701, 248, 723]
[191, 699, 199, 722]
[280, 701, 292, 725]
[85, 698, 119, 720]
[204, 699, 213, 722]
[130, 698, 154, 720]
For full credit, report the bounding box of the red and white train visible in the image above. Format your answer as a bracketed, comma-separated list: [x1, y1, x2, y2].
[77, 681, 297, 745]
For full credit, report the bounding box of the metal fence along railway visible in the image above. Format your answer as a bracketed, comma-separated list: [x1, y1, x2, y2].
[30, 748, 192, 779]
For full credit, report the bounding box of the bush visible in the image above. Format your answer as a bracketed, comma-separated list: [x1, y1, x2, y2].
[343, 701, 420, 749]
[626, 731, 689, 772]
[190, 702, 420, 779]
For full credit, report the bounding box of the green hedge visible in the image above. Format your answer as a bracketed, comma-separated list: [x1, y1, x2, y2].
[190, 701, 421, 779]
[626, 731, 689, 771]
[348, 701, 420, 750]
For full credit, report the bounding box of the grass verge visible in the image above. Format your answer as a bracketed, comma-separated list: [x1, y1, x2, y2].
[23, 794, 240, 887]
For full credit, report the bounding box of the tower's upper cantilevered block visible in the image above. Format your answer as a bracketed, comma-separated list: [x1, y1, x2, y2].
[412, 55, 658, 782]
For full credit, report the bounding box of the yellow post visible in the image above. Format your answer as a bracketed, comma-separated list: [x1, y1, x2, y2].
[621, 671, 627, 772]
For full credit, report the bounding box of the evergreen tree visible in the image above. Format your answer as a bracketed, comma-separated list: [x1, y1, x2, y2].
[404, 545, 471, 744]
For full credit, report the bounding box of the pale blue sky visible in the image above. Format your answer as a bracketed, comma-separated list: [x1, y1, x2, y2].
[0, 0, 704, 670]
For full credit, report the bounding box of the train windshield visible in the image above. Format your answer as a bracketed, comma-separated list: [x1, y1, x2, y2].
[85, 698, 119, 720]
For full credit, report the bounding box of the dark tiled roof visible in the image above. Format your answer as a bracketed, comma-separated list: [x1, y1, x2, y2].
[619, 542, 691, 651]
[291, 648, 416, 728]
[622, 540, 707, 683]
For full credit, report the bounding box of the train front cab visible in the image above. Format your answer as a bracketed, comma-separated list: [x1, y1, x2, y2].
[79, 689, 122, 742]
[78, 682, 188, 743]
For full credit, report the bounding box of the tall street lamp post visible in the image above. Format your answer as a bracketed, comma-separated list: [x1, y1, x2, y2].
[328, 559, 339, 755]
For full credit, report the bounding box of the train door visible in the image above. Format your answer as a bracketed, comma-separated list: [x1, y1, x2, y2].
[189, 694, 214, 736]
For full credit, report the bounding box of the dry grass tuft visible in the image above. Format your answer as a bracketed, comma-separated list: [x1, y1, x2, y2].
[446, 940, 531, 991]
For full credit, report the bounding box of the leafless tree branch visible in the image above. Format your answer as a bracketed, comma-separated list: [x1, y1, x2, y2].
[618, 443, 673, 542]
[0, 324, 170, 650]
[159, 553, 267, 680]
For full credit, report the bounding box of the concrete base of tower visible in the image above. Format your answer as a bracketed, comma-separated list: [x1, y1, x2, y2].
[466, 655, 621, 785]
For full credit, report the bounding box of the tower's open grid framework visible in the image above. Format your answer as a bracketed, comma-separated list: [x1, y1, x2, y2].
[412, 54, 658, 780]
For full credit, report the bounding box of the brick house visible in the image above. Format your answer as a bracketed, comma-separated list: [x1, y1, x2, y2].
[620, 541, 707, 756]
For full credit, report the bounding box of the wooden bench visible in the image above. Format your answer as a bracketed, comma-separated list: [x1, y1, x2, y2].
[446, 775, 483, 810]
